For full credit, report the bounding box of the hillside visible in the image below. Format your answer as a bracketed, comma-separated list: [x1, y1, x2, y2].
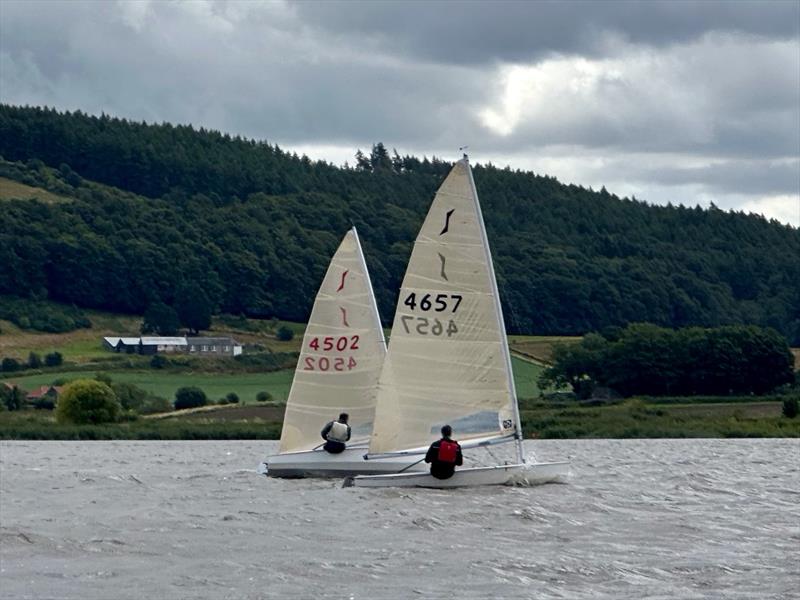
[1, 104, 798, 343]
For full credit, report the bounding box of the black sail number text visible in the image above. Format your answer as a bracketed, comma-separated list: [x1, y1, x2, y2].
[400, 316, 458, 337]
[403, 293, 462, 313]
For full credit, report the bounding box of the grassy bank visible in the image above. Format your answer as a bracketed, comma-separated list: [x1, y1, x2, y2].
[0, 406, 282, 440]
[519, 398, 799, 438]
[2, 397, 797, 440]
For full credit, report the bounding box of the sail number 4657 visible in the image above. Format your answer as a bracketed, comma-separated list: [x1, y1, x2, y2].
[404, 293, 462, 313]
[400, 316, 458, 337]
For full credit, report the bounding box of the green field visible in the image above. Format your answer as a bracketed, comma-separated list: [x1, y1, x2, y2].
[510, 356, 547, 398]
[6, 356, 545, 404]
[7, 369, 295, 404]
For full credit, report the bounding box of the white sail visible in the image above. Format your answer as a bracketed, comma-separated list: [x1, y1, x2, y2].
[369, 159, 521, 456]
[279, 228, 386, 453]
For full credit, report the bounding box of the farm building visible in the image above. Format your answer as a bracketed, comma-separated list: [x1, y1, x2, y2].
[140, 337, 188, 355]
[186, 337, 242, 356]
[102, 336, 241, 356]
[103, 337, 142, 353]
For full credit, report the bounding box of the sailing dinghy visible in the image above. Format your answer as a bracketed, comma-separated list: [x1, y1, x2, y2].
[263, 227, 426, 478]
[348, 158, 569, 489]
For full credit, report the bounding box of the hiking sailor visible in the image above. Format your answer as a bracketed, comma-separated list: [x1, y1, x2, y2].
[321, 413, 351, 454]
[424, 424, 463, 479]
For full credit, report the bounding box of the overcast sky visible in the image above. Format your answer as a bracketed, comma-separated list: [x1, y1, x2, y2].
[1, 0, 798, 225]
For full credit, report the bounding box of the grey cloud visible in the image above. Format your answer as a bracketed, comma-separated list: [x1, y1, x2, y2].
[633, 160, 800, 197]
[292, 0, 800, 65]
[472, 36, 800, 160]
[485, 106, 800, 161]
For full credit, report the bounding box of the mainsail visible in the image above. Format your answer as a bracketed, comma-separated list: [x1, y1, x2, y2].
[279, 228, 386, 453]
[369, 158, 521, 456]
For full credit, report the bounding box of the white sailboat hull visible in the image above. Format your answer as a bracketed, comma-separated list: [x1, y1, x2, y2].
[263, 447, 428, 478]
[346, 461, 570, 489]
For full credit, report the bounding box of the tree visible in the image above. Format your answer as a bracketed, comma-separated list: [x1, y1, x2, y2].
[370, 143, 393, 172]
[141, 301, 180, 335]
[45, 352, 63, 367]
[59, 163, 82, 187]
[1, 358, 20, 372]
[225, 392, 239, 404]
[276, 326, 294, 341]
[56, 379, 121, 424]
[27, 352, 42, 369]
[256, 391, 272, 402]
[174, 386, 207, 410]
[542, 323, 795, 398]
[0, 384, 25, 411]
[783, 396, 799, 418]
[95, 373, 113, 386]
[110, 381, 149, 412]
[538, 334, 607, 397]
[354, 150, 371, 171]
[140, 396, 172, 415]
[176, 285, 212, 334]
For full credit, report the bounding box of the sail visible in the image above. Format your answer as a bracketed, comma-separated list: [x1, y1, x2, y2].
[369, 159, 519, 455]
[279, 228, 386, 453]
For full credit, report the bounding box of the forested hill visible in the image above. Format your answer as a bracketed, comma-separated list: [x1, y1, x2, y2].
[1, 104, 798, 343]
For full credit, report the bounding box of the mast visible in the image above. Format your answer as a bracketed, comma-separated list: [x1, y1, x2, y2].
[351, 226, 386, 350]
[463, 156, 526, 464]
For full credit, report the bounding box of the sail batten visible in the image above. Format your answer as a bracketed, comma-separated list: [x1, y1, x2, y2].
[278, 228, 386, 453]
[369, 159, 519, 456]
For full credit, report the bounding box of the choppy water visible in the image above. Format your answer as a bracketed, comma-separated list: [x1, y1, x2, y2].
[1, 439, 798, 599]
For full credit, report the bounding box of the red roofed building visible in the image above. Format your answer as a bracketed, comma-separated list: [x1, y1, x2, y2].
[26, 385, 63, 401]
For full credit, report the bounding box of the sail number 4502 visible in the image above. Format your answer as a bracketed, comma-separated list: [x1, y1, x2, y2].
[404, 293, 462, 313]
[304, 356, 357, 371]
[308, 335, 359, 352]
[400, 316, 458, 337]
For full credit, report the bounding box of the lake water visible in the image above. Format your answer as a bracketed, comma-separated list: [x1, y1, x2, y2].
[1, 439, 798, 599]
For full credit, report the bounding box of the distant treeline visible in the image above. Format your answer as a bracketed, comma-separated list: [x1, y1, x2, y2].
[1, 104, 799, 343]
[540, 323, 796, 397]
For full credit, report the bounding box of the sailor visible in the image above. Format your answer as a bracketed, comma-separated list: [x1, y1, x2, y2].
[320, 413, 351, 454]
[424, 424, 463, 479]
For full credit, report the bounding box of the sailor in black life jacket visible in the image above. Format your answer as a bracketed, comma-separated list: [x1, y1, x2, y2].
[320, 412, 351, 454]
[424, 424, 463, 479]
